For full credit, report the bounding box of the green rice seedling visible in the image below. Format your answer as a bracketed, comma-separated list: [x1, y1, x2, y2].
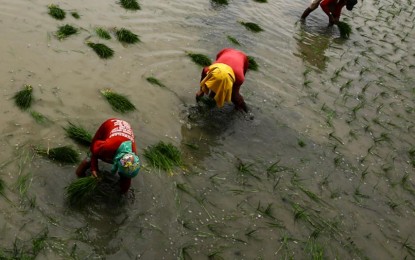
[144, 141, 182, 172]
[247, 56, 259, 71]
[30, 111, 49, 124]
[119, 0, 141, 10]
[71, 11, 80, 19]
[65, 176, 98, 206]
[35, 145, 80, 164]
[303, 80, 312, 88]
[100, 89, 136, 113]
[32, 229, 48, 256]
[227, 35, 240, 45]
[401, 173, 415, 195]
[402, 237, 415, 256]
[95, 27, 111, 40]
[186, 52, 212, 67]
[298, 139, 306, 147]
[373, 132, 391, 143]
[253, 0, 267, 2]
[13, 84, 33, 110]
[64, 122, 93, 146]
[211, 0, 228, 5]
[15, 172, 32, 198]
[337, 21, 352, 39]
[56, 24, 78, 40]
[116, 28, 140, 44]
[146, 77, 166, 88]
[339, 79, 353, 92]
[239, 21, 264, 32]
[328, 132, 344, 145]
[306, 238, 325, 260]
[266, 160, 290, 177]
[257, 202, 275, 219]
[87, 42, 114, 59]
[237, 160, 260, 180]
[0, 178, 5, 198]
[48, 4, 66, 20]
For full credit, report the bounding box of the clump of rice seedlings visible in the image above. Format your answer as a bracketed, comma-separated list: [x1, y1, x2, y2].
[373, 132, 391, 143]
[186, 52, 212, 67]
[56, 24, 78, 40]
[87, 42, 114, 59]
[211, 0, 228, 5]
[257, 202, 276, 219]
[146, 77, 166, 88]
[239, 21, 264, 32]
[35, 145, 80, 164]
[337, 21, 352, 39]
[48, 4, 66, 20]
[144, 141, 182, 172]
[30, 111, 49, 124]
[71, 11, 80, 19]
[227, 35, 240, 45]
[13, 84, 33, 110]
[15, 172, 32, 198]
[197, 96, 216, 108]
[119, 0, 141, 10]
[237, 159, 260, 180]
[100, 89, 136, 113]
[0, 178, 5, 198]
[95, 27, 111, 40]
[64, 122, 93, 146]
[247, 56, 259, 71]
[32, 229, 48, 256]
[65, 176, 98, 206]
[115, 28, 140, 44]
[298, 139, 306, 147]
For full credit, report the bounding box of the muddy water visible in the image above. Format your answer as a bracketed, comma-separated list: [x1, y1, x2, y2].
[0, 0, 414, 259]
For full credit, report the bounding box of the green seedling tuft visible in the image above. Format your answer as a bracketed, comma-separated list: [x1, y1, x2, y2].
[48, 4, 65, 20]
[211, 0, 228, 5]
[119, 0, 141, 10]
[56, 24, 78, 40]
[65, 176, 98, 206]
[64, 122, 93, 146]
[116, 28, 140, 44]
[247, 56, 259, 71]
[239, 21, 264, 32]
[30, 111, 49, 124]
[227, 35, 240, 45]
[337, 21, 352, 39]
[95, 27, 111, 40]
[71, 11, 80, 19]
[186, 52, 212, 67]
[253, 0, 267, 2]
[144, 141, 183, 172]
[87, 42, 114, 59]
[13, 84, 33, 110]
[100, 89, 136, 113]
[35, 145, 80, 164]
[146, 77, 166, 88]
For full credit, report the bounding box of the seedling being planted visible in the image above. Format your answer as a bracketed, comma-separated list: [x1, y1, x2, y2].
[35, 145, 80, 164]
[65, 176, 98, 206]
[146, 77, 166, 88]
[239, 21, 264, 32]
[56, 24, 78, 40]
[143, 141, 183, 172]
[95, 27, 111, 40]
[13, 84, 33, 110]
[337, 21, 352, 39]
[119, 0, 141, 10]
[87, 42, 114, 59]
[116, 28, 140, 44]
[64, 122, 93, 146]
[247, 56, 259, 71]
[186, 52, 212, 67]
[48, 4, 66, 20]
[101, 89, 136, 113]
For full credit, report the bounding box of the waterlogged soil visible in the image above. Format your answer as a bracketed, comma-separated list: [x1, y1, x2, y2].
[0, 0, 414, 259]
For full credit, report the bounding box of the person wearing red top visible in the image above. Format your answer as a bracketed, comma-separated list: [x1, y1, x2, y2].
[76, 118, 141, 194]
[196, 48, 249, 112]
[320, 0, 358, 25]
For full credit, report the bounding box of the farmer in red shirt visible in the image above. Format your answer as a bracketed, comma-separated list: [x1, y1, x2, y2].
[196, 48, 249, 112]
[76, 118, 141, 194]
[320, 0, 358, 25]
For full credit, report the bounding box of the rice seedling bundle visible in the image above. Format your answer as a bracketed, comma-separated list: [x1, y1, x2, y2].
[64, 122, 93, 146]
[115, 28, 140, 44]
[100, 89, 136, 113]
[239, 21, 264, 32]
[119, 0, 141, 10]
[71, 12, 80, 19]
[186, 52, 212, 67]
[13, 84, 33, 110]
[87, 42, 114, 59]
[56, 24, 78, 40]
[95, 27, 111, 40]
[247, 56, 259, 71]
[65, 176, 98, 206]
[35, 145, 80, 164]
[30, 111, 49, 124]
[48, 4, 66, 20]
[146, 77, 166, 88]
[337, 21, 352, 39]
[227, 36, 241, 45]
[211, 0, 228, 5]
[143, 141, 183, 172]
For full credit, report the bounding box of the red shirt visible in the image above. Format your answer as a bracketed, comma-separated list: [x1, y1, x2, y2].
[320, 0, 345, 19]
[201, 48, 248, 108]
[90, 118, 137, 172]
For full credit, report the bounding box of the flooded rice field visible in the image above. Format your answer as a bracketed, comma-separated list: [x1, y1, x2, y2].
[0, 0, 414, 259]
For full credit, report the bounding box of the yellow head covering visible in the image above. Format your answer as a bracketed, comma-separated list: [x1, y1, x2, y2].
[200, 63, 235, 108]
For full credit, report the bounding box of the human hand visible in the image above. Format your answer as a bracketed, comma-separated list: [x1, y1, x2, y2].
[195, 90, 204, 102]
[91, 170, 98, 178]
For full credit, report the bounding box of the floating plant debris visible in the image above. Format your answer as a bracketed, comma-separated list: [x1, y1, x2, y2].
[35, 145, 80, 164]
[100, 89, 136, 113]
[95, 27, 111, 40]
[65, 176, 98, 206]
[64, 122, 93, 146]
[87, 42, 114, 59]
[56, 24, 78, 40]
[119, 0, 141, 10]
[48, 4, 66, 20]
[239, 21, 264, 32]
[227, 36, 241, 45]
[143, 141, 183, 172]
[146, 77, 166, 88]
[13, 84, 33, 110]
[337, 21, 352, 39]
[211, 0, 228, 5]
[116, 28, 140, 44]
[247, 56, 259, 71]
[71, 11, 80, 19]
[186, 52, 212, 67]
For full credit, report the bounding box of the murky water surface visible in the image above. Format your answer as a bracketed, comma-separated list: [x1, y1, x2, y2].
[1, 0, 414, 259]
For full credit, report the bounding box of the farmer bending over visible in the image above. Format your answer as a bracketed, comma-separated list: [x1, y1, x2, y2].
[76, 118, 141, 194]
[196, 48, 249, 112]
[320, 0, 358, 25]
